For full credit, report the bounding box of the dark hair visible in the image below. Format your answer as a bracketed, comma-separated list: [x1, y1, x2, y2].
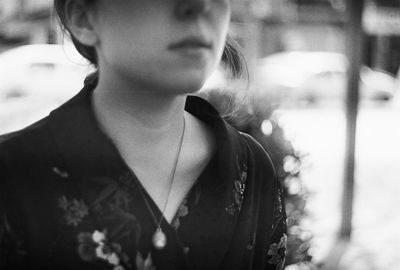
[221, 35, 246, 79]
[54, 0, 246, 78]
[54, 0, 97, 65]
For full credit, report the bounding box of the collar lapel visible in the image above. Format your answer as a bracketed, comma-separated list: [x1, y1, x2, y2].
[48, 85, 142, 263]
[48, 85, 194, 269]
[181, 96, 247, 270]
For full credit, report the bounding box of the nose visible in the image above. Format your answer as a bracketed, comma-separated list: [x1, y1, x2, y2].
[175, 0, 211, 19]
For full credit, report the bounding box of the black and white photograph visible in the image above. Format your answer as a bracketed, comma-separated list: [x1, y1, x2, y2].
[0, 0, 399, 269]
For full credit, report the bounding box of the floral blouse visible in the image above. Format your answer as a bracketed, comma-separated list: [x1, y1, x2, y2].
[0, 79, 287, 270]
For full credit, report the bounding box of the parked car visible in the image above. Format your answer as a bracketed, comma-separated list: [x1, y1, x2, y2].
[0, 44, 92, 133]
[253, 51, 397, 103]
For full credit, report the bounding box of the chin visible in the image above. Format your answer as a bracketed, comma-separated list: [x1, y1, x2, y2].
[163, 71, 209, 95]
[165, 80, 206, 95]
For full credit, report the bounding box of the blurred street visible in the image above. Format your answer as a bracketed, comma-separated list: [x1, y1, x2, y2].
[277, 97, 400, 269]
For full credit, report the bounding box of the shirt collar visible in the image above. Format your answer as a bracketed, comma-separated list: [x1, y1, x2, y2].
[48, 81, 246, 270]
[48, 81, 241, 191]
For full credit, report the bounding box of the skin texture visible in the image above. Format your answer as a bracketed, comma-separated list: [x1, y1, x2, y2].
[91, 0, 231, 95]
[65, 0, 231, 220]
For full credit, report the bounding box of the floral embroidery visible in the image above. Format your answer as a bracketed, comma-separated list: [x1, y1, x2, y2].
[52, 166, 69, 179]
[193, 184, 202, 206]
[135, 252, 156, 270]
[271, 187, 285, 234]
[183, 246, 190, 255]
[88, 174, 141, 244]
[77, 230, 130, 269]
[171, 198, 189, 230]
[57, 174, 144, 269]
[267, 234, 287, 270]
[76, 232, 96, 261]
[0, 213, 27, 264]
[90, 174, 134, 211]
[226, 157, 248, 215]
[58, 196, 89, 227]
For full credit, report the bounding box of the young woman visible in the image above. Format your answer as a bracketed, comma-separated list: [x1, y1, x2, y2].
[0, 0, 287, 269]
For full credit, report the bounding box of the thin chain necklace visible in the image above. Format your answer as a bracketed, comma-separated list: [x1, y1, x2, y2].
[139, 115, 186, 250]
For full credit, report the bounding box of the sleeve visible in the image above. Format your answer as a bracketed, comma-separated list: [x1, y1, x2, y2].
[0, 161, 28, 269]
[264, 180, 287, 270]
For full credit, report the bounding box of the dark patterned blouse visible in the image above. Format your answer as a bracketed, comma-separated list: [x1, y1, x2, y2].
[0, 77, 287, 270]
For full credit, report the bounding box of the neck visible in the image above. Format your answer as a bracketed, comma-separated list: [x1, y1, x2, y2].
[92, 75, 187, 147]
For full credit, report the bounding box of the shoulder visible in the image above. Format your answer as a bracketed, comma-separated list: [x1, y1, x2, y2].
[236, 130, 276, 175]
[239, 132, 271, 159]
[0, 116, 58, 181]
[0, 118, 48, 199]
[0, 117, 51, 159]
[187, 94, 276, 180]
[0, 126, 41, 269]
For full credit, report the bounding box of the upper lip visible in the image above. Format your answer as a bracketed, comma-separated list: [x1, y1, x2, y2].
[168, 37, 212, 50]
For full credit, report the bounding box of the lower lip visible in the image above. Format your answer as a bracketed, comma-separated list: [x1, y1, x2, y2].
[170, 46, 211, 57]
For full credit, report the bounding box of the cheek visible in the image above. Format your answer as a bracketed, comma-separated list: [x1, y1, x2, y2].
[214, 3, 231, 47]
[98, 23, 150, 66]
[214, 18, 231, 61]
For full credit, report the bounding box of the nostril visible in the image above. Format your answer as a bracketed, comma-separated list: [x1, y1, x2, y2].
[183, 8, 196, 18]
[175, 0, 209, 19]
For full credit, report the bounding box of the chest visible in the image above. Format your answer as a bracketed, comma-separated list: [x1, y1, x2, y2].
[127, 146, 212, 223]
[116, 114, 216, 224]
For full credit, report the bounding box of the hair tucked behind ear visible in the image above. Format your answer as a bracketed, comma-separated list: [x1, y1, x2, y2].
[54, 0, 98, 67]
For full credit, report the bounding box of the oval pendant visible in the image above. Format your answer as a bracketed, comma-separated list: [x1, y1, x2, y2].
[152, 228, 167, 250]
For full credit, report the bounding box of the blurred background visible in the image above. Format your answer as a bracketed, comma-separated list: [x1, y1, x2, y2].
[0, 0, 399, 269]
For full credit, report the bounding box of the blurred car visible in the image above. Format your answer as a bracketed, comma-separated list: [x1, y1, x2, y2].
[253, 51, 397, 103]
[0, 44, 92, 133]
[0, 44, 91, 102]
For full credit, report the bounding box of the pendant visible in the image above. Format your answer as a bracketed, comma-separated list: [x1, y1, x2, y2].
[152, 227, 167, 250]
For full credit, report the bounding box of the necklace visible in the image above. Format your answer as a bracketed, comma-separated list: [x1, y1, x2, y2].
[140, 115, 186, 250]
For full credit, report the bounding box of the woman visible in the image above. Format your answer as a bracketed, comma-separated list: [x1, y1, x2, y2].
[0, 0, 287, 269]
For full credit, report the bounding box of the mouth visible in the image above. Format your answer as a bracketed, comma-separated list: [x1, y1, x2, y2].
[168, 37, 212, 51]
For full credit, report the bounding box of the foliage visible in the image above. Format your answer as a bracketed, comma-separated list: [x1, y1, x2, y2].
[201, 88, 313, 267]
